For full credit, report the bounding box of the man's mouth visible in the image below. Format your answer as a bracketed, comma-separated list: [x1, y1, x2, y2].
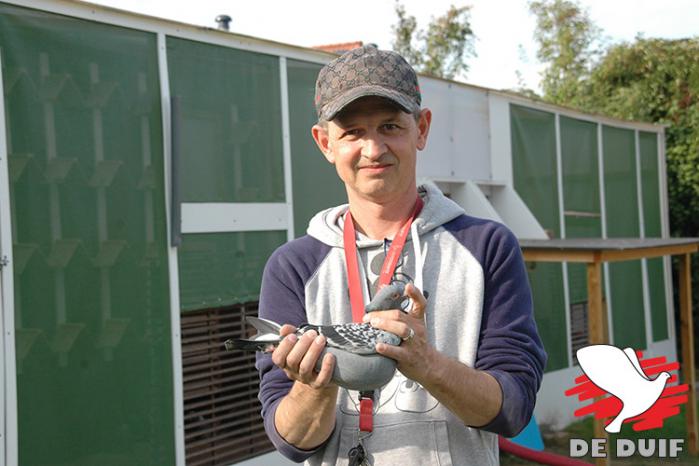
[359, 164, 392, 171]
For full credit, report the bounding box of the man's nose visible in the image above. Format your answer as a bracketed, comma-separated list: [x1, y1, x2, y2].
[360, 134, 387, 160]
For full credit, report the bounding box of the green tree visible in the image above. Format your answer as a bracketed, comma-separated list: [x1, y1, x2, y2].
[528, 0, 602, 104]
[391, 2, 475, 80]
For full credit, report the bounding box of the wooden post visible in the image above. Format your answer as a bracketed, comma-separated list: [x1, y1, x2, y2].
[587, 259, 609, 466]
[587, 260, 606, 345]
[679, 253, 698, 455]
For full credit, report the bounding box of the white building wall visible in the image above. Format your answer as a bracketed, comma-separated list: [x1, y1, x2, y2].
[418, 78, 491, 182]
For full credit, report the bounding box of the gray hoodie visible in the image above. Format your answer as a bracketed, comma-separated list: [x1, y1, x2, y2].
[256, 183, 546, 465]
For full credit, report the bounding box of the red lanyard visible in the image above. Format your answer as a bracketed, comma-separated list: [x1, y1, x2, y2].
[342, 196, 424, 323]
[342, 196, 423, 434]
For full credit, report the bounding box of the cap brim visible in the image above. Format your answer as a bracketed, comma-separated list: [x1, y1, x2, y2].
[320, 84, 420, 121]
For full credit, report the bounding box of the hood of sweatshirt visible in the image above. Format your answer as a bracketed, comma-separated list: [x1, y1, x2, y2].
[306, 182, 465, 249]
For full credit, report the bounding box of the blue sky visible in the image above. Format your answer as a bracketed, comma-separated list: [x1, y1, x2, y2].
[87, 0, 698, 91]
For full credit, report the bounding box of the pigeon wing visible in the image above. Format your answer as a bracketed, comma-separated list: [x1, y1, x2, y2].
[246, 316, 283, 335]
[623, 347, 649, 381]
[577, 345, 636, 399]
[319, 323, 378, 355]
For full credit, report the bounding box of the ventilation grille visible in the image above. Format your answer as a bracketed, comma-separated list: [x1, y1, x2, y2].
[181, 303, 273, 466]
[570, 301, 589, 364]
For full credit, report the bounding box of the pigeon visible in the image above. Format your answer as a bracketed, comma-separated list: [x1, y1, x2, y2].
[225, 282, 411, 391]
[576, 344, 671, 433]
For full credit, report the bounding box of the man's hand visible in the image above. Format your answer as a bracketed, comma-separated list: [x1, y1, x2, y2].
[364, 282, 503, 428]
[271, 325, 336, 390]
[363, 283, 436, 383]
[272, 326, 339, 449]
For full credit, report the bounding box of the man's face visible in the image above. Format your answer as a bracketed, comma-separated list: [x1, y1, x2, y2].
[312, 97, 431, 203]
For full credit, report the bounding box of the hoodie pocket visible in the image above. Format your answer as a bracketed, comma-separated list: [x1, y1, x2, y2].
[336, 420, 453, 466]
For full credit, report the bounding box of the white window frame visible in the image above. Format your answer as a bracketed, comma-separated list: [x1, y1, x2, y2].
[0, 51, 19, 466]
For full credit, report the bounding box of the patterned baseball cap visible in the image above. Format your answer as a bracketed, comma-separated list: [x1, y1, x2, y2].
[314, 44, 421, 121]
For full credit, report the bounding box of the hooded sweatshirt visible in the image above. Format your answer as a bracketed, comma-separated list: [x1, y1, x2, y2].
[256, 183, 547, 465]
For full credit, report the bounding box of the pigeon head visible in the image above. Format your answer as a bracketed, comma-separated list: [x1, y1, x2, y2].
[364, 282, 409, 313]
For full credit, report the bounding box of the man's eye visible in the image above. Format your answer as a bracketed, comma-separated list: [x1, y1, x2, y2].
[383, 123, 399, 131]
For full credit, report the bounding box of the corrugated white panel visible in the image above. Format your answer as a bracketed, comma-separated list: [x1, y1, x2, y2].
[450, 86, 491, 181]
[418, 78, 453, 179]
[418, 77, 491, 182]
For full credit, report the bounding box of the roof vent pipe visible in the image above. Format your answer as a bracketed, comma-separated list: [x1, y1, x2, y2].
[215, 15, 232, 31]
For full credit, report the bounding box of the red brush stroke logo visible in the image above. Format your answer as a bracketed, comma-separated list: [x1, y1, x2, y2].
[565, 346, 688, 432]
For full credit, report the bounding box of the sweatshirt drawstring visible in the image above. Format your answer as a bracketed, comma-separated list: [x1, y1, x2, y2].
[411, 222, 426, 293]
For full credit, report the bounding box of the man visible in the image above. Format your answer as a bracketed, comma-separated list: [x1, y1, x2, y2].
[256, 45, 546, 465]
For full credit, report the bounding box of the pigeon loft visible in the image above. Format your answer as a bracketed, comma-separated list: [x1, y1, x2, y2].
[0, 2, 698, 466]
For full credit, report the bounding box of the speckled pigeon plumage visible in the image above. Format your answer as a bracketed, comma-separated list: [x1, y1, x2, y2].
[225, 282, 410, 391]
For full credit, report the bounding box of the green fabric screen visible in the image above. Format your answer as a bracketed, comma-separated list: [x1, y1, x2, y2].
[287, 59, 346, 236]
[1, 3, 175, 465]
[511, 104, 567, 371]
[167, 37, 284, 202]
[602, 126, 646, 349]
[639, 131, 668, 341]
[560, 116, 602, 305]
[178, 231, 287, 312]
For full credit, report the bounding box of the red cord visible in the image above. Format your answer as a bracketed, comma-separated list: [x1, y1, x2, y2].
[499, 437, 593, 465]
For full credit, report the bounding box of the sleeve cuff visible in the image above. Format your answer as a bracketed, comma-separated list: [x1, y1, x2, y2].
[473, 369, 531, 438]
[263, 397, 333, 463]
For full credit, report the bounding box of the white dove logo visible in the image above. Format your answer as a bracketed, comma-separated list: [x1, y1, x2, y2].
[576, 345, 671, 434]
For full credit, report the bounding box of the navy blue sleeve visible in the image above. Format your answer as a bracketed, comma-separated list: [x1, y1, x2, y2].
[466, 223, 547, 437]
[255, 237, 332, 462]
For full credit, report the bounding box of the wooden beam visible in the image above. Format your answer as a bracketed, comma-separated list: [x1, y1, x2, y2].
[679, 253, 698, 455]
[522, 249, 596, 263]
[587, 260, 609, 466]
[521, 242, 699, 264]
[600, 243, 699, 263]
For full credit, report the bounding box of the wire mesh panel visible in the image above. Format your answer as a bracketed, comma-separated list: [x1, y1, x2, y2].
[560, 116, 603, 306]
[181, 303, 273, 466]
[167, 37, 284, 203]
[0, 3, 175, 464]
[510, 104, 568, 371]
[177, 231, 286, 312]
[639, 131, 668, 341]
[559, 116, 607, 364]
[287, 59, 346, 236]
[602, 125, 646, 349]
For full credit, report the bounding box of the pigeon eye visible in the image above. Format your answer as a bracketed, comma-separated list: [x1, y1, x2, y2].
[392, 293, 399, 299]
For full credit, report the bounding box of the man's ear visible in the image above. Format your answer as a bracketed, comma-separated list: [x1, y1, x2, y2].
[416, 108, 432, 151]
[311, 124, 334, 164]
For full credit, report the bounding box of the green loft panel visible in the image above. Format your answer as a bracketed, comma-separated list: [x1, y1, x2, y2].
[511, 104, 560, 235]
[560, 116, 602, 304]
[178, 231, 287, 311]
[528, 263, 568, 371]
[0, 4, 175, 465]
[511, 105, 566, 370]
[287, 59, 346, 236]
[602, 126, 645, 349]
[640, 131, 668, 341]
[167, 37, 284, 202]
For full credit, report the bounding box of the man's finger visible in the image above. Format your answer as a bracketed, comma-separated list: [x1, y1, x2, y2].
[285, 330, 317, 372]
[375, 342, 404, 360]
[271, 333, 297, 368]
[405, 283, 427, 319]
[279, 324, 297, 337]
[298, 334, 327, 379]
[312, 352, 336, 388]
